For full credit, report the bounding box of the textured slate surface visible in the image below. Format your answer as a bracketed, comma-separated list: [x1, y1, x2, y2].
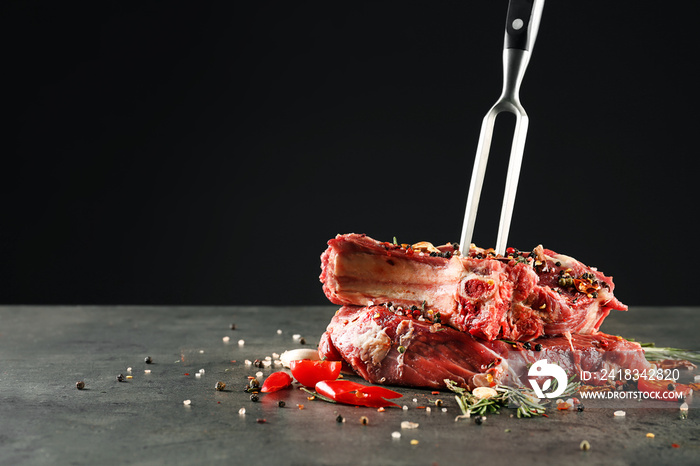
[0, 306, 698, 465]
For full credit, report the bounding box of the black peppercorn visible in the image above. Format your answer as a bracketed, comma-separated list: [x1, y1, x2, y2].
[230, 323, 237, 330]
[250, 393, 260, 402]
[76, 381, 85, 390]
[668, 383, 675, 391]
[523, 342, 532, 350]
[215, 381, 226, 391]
[278, 401, 286, 408]
[577, 404, 585, 412]
[299, 337, 307, 345]
[336, 414, 344, 423]
[116, 374, 125, 382]
[474, 416, 483, 425]
[144, 356, 152, 364]
[534, 344, 543, 352]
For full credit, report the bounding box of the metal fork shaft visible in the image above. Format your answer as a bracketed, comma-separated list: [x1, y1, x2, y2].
[459, 0, 544, 255]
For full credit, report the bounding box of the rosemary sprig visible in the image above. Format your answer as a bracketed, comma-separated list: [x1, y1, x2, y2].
[625, 339, 700, 364]
[445, 378, 580, 419]
[299, 387, 336, 403]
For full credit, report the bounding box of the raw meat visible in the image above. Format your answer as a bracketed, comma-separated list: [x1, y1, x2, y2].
[319, 305, 650, 390]
[320, 233, 627, 341]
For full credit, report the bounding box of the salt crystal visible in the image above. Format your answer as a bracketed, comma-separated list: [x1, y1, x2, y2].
[245, 359, 252, 365]
[199, 350, 204, 354]
[265, 356, 272, 361]
[222, 336, 230, 343]
[272, 352, 280, 359]
[391, 431, 401, 439]
[695, 374, 700, 383]
[614, 410, 626, 417]
[263, 360, 271, 367]
[401, 421, 419, 429]
[368, 301, 374, 306]
[238, 339, 245, 346]
[276, 329, 282, 335]
[195, 373, 202, 378]
[402, 405, 409, 411]
[274, 359, 282, 366]
[293, 334, 302, 341]
[680, 402, 689, 412]
[144, 370, 151, 374]
[412, 398, 418, 403]
[238, 408, 246, 415]
[127, 367, 132, 373]
[183, 400, 191, 406]
[441, 408, 448, 413]
[256, 371, 263, 379]
[426, 407, 432, 413]
[199, 369, 205, 374]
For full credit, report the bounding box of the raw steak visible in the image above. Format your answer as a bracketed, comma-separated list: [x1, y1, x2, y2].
[319, 305, 650, 390]
[320, 233, 627, 341]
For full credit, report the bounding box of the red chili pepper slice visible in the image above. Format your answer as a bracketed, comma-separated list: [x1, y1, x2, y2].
[637, 378, 692, 402]
[289, 360, 342, 388]
[260, 371, 293, 393]
[315, 380, 402, 408]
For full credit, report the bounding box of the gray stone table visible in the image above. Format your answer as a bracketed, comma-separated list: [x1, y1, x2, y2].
[1, 305, 698, 465]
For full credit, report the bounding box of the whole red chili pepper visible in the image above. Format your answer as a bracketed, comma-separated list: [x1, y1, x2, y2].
[315, 380, 402, 408]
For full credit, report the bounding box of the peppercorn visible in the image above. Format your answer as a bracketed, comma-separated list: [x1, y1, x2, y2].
[230, 323, 237, 330]
[250, 393, 260, 402]
[535, 344, 543, 351]
[397, 346, 406, 354]
[435, 399, 443, 407]
[215, 381, 226, 391]
[248, 378, 260, 390]
[360, 416, 369, 425]
[474, 416, 483, 425]
[76, 381, 85, 390]
[336, 414, 344, 423]
[116, 374, 125, 382]
[523, 342, 532, 350]
[254, 359, 264, 368]
[668, 383, 675, 391]
[577, 404, 585, 412]
[144, 356, 152, 364]
[278, 401, 286, 408]
[299, 337, 307, 345]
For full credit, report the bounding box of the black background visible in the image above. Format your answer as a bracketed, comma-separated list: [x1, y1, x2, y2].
[4, 1, 699, 307]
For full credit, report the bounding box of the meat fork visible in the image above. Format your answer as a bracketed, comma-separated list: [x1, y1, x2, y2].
[460, 0, 545, 256]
